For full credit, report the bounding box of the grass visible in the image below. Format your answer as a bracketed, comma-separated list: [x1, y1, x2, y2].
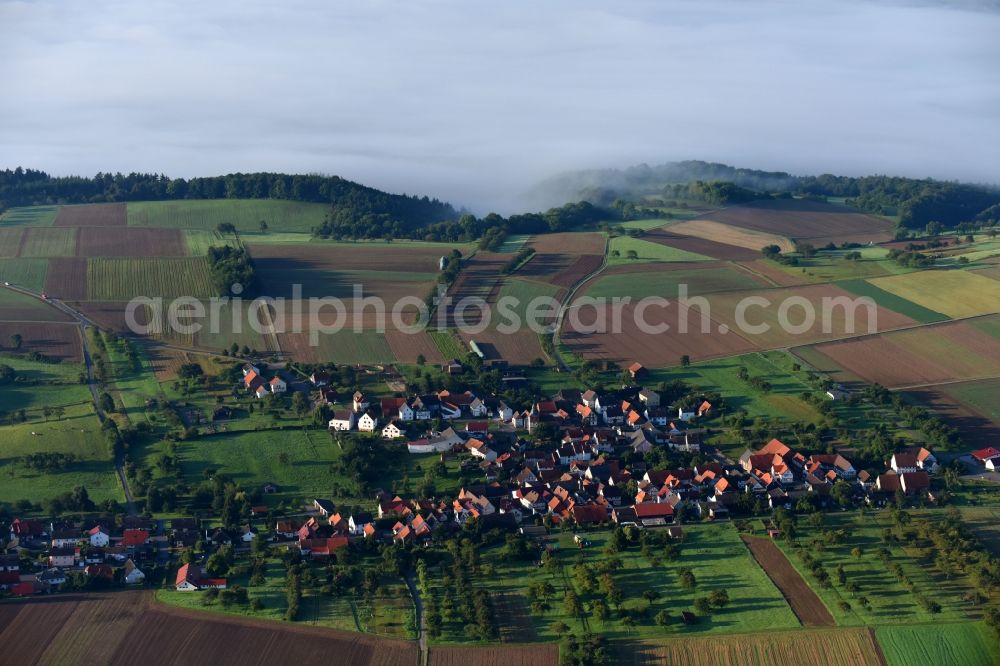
[127, 199, 331, 232]
[87, 257, 215, 300]
[867, 269, 1000, 319]
[0, 258, 49, 291]
[0, 228, 22, 257]
[607, 236, 711, 265]
[648, 351, 821, 424]
[495, 277, 562, 326]
[0, 205, 61, 227]
[156, 562, 415, 638]
[772, 511, 983, 627]
[18, 227, 77, 257]
[428, 523, 799, 645]
[875, 623, 998, 666]
[0, 354, 91, 415]
[0, 410, 123, 507]
[618, 218, 673, 231]
[584, 267, 756, 300]
[836, 278, 949, 324]
[939, 378, 1000, 426]
[970, 315, 1000, 341]
[426, 329, 467, 360]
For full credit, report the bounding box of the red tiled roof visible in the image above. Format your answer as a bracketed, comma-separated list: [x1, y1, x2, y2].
[122, 529, 149, 547]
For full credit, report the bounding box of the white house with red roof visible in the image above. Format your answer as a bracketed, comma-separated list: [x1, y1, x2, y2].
[175, 564, 227, 591]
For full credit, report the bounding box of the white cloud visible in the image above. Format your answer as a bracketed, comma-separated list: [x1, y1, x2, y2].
[0, 0, 997, 213]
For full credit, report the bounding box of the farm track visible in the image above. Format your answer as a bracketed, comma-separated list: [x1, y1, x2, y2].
[551, 236, 610, 371]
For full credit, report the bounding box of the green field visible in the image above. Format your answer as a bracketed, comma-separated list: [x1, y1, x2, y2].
[607, 236, 711, 265]
[836, 278, 948, 324]
[495, 277, 562, 326]
[0, 354, 90, 415]
[0, 228, 22, 257]
[427, 329, 466, 359]
[0, 258, 49, 291]
[19, 227, 77, 257]
[310, 329, 395, 364]
[940, 378, 1000, 425]
[127, 199, 331, 232]
[0, 205, 61, 227]
[648, 351, 821, 427]
[584, 266, 758, 300]
[87, 257, 215, 300]
[0, 411, 123, 507]
[618, 218, 673, 231]
[496, 234, 531, 253]
[876, 623, 997, 666]
[183, 229, 239, 255]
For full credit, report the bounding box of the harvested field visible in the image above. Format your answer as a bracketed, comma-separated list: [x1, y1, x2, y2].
[836, 279, 948, 324]
[248, 242, 449, 273]
[623, 627, 884, 666]
[278, 330, 395, 364]
[18, 227, 78, 257]
[644, 228, 763, 260]
[385, 329, 446, 364]
[737, 259, 813, 287]
[77, 227, 187, 257]
[706, 284, 916, 349]
[0, 322, 83, 361]
[430, 644, 559, 666]
[868, 269, 1000, 318]
[460, 327, 548, 366]
[45, 257, 89, 300]
[741, 536, 834, 626]
[0, 227, 24, 257]
[0, 592, 419, 666]
[561, 300, 757, 367]
[87, 257, 215, 300]
[493, 592, 538, 642]
[669, 219, 795, 253]
[690, 199, 895, 245]
[809, 318, 1000, 389]
[528, 231, 606, 254]
[444, 253, 512, 325]
[0, 288, 72, 322]
[54, 203, 127, 227]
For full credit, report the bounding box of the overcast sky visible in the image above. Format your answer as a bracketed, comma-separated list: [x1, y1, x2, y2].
[0, 0, 997, 213]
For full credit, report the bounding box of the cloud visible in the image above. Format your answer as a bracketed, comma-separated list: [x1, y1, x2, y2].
[0, 0, 997, 213]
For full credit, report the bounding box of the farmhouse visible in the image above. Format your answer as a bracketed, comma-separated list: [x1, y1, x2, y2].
[382, 420, 405, 439]
[357, 411, 379, 432]
[268, 376, 287, 394]
[88, 525, 110, 547]
[175, 563, 227, 591]
[328, 410, 357, 431]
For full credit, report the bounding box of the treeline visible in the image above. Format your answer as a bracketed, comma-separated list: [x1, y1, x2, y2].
[207, 246, 256, 297]
[663, 180, 763, 206]
[501, 247, 535, 275]
[0, 167, 457, 232]
[313, 200, 606, 242]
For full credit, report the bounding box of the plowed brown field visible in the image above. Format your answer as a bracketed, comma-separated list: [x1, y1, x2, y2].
[644, 228, 762, 260]
[430, 644, 559, 666]
[528, 232, 605, 254]
[54, 203, 127, 227]
[77, 227, 187, 257]
[0, 322, 82, 360]
[742, 536, 834, 626]
[44, 257, 89, 300]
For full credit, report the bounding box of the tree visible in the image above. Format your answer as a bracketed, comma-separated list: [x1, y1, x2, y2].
[626, 249, 639, 260]
[259, 220, 268, 233]
[680, 355, 691, 368]
[291, 391, 309, 416]
[416, 354, 426, 366]
[563, 590, 583, 617]
[708, 589, 729, 608]
[621, 615, 635, 634]
[217, 222, 237, 234]
[99, 392, 116, 413]
[694, 597, 712, 614]
[655, 610, 672, 626]
[550, 621, 570, 636]
[9, 333, 22, 350]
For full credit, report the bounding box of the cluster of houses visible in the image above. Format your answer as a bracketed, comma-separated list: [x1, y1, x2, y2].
[0, 517, 150, 596]
[242, 363, 287, 399]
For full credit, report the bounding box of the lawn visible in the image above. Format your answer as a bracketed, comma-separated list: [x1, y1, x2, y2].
[18, 227, 77, 257]
[875, 622, 998, 666]
[836, 278, 948, 324]
[87, 257, 216, 300]
[584, 266, 758, 300]
[0, 205, 61, 227]
[127, 199, 331, 233]
[0, 410, 123, 508]
[867, 269, 1000, 319]
[608, 236, 711, 265]
[0, 258, 49, 291]
[425, 329, 467, 361]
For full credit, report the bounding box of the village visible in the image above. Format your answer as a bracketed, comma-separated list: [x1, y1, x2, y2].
[3, 352, 984, 604]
